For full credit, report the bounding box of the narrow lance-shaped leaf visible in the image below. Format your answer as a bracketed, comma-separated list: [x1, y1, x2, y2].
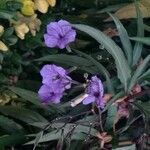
[26, 123, 98, 145]
[0, 115, 23, 134]
[109, 13, 133, 65]
[133, 1, 144, 66]
[130, 37, 150, 46]
[138, 69, 150, 81]
[73, 24, 131, 92]
[105, 104, 117, 130]
[9, 86, 42, 107]
[35, 54, 98, 74]
[128, 55, 150, 92]
[73, 49, 114, 94]
[0, 106, 49, 128]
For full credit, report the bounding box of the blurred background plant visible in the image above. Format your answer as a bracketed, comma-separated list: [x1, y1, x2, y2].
[0, 0, 149, 150]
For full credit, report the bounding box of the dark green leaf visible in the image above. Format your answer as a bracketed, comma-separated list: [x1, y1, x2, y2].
[73, 24, 131, 91]
[0, 106, 49, 128]
[0, 10, 15, 20]
[8, 86, 43, 107]
[26, 123, 97, 144]
[133, 1, 144, 66]
[6, 1, 22, 11]
[128, 55, 150, 92]
[109, 13, 132, 65]
[0, 115, 23, 134]
[0, 134, 26, 147]
[130, 37, 150, 46]
[73, 49, 114, 94]
[105, 104, 117, 130]
[3, 27, 14, 38]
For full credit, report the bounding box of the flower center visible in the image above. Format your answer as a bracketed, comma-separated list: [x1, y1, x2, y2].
[94, 92, 100, 97]
[52, 75, 60, 80]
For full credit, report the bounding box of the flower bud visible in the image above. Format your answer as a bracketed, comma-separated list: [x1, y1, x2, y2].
[14, 23, 29, 39]
[34, 0, 49, 13]
[47, 0, 56, 7]
[0, 25, 4, 36]
[0, 41, 8, 51]
[21, 0, 35, 16]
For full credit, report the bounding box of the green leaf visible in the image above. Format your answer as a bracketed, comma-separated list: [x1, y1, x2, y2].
[144, 24, 150, 32]
[26, 123, 97, 144]
[135, 102, 150, 114]
[6, 1, 22, 11]
[73, 49, 114, 94]
[3, 27, 14, 38]
[0, 134, 26, 147]
[35, 54, 92, 67]
[35, 54, 98, 74]
[8, 86, 44, 107]
[128, 55, 150, 92]
[26, 130, 86, 145]
[138, 69, 150, 81]
[133, 1, 144, 66]
[6, 36, 18, 46]
[130, 37, 150, 46]
[33, 131, 44, 150]
[0, 106, 49, 128]
[109, 13, 132, 65]
[73, 24, 131, 91]
[112, 144, 136, 150]
[0, 115, 23, 134]
[0, 10, 15, 20]
[105, 104, 117, 130]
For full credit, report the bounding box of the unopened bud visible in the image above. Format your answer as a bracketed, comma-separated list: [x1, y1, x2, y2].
[47, 0, 56, 7]
[35, 0, 49, 13]
[0, 41, 8, 52]
[0, 25, 4, 36]
[14, 23, 29, 39]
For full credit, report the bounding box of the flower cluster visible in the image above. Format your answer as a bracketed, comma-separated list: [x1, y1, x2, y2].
[38, 20, 105, 109]
[14, 12, 41, 39]
[38, 64, 72, 104]
[44, 20, 76, 49]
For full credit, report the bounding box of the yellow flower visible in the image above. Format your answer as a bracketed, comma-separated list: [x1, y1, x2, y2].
[34, 0, 56, 13]
[14, 23, 29, 40]
[21, 0, 35, 16]
[47, 0, 56, 7]
[34, 0, 49, 13]
[0, 25, 8, 52]
[13, 12, 41, 39]
[0, 25, 4, 36]
[0, 41, 8, 51]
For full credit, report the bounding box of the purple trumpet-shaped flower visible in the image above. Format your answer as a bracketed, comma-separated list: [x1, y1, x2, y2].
[40, 64, 72, 91]
[44, 20, 76, 49]
[38, 64, 72, 104]
[38, 84, 63, 104]
[83, 76, 104, 109]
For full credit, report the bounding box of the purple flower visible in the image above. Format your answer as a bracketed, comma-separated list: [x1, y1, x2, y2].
[83, 76, 104, 109]
[44, 20, 76, 49]
[38, 84, 63, 104]
[40, 64, 72, 91]
[38, 64, 72, 104]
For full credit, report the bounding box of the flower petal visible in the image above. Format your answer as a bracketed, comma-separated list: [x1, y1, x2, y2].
[83, 95, 95, 105]
[38, 84, 53, 103]
[64, 29, 76, 43]
[44, 34, 58, 48]
[47, 22, 61, 37]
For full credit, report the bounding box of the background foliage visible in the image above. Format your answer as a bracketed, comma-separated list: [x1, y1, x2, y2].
[0, 0, 149, 150]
